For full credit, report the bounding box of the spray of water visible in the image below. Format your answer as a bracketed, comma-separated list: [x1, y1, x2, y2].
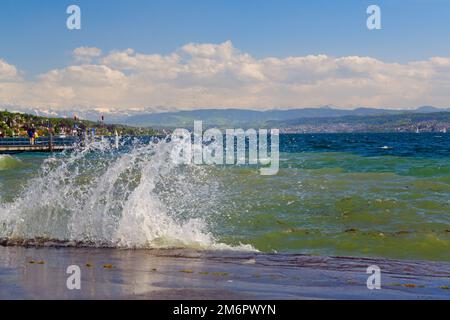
[0, 137, 254, 250]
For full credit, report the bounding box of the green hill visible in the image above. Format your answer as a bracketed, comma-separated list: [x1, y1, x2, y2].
[269, 111, 450, 133]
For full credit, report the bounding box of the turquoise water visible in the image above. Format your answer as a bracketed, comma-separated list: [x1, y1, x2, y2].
[0, 133, 449, 262]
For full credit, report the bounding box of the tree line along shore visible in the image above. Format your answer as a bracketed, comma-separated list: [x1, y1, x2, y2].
[0, 110, 157, 138]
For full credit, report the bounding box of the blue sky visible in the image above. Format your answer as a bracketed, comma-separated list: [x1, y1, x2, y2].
[1, 0, 449, 76]
[1, 0, 450, 110]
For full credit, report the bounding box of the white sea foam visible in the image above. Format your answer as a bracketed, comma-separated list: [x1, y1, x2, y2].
[0, 138, 254, 251]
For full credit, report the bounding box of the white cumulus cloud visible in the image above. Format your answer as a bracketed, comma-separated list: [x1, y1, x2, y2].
[0, 59, 20, 81]
[1, 41, 450, 111]
[73, 47, 103, 63]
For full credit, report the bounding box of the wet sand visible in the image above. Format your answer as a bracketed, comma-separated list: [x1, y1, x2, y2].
[0, 246, 449, 299]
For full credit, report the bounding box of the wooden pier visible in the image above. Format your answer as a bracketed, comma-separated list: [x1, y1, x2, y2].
[0, 135, 76, 153]
[0, 144, 73, 153]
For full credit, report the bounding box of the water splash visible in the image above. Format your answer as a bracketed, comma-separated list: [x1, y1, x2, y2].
[0, 155, 25, 171]
[0, 138, 254, 251]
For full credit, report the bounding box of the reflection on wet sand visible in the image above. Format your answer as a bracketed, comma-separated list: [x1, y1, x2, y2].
[1, 246, 449, 299]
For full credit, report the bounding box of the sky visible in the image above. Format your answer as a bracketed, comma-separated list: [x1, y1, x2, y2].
[1, 0, 450, 112]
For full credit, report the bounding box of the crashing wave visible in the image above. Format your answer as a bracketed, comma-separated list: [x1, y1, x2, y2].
[0, 137, 254, 251]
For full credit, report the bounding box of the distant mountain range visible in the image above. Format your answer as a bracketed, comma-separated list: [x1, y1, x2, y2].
[120, 106, 450, 128]
[270, 111, 450, 133]
[2, 105, 450, 131]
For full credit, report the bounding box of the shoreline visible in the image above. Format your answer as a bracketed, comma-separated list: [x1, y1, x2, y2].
[0, 246, 449, 299]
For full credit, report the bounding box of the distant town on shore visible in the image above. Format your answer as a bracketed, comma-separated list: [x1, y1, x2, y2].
[1, 106, 450, 137]
[0, 110, 157, 138]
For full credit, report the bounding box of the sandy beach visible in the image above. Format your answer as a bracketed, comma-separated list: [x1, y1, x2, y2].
[0, 245, 449, 300]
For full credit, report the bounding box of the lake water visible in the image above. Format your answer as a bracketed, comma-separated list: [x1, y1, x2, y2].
[0, 133, 449, 262]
